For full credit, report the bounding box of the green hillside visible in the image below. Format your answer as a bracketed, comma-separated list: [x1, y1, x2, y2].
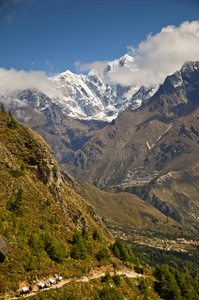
[0, 110, 115, 296]
[1, 109, 199, 300]
[67, 174, 181, 233]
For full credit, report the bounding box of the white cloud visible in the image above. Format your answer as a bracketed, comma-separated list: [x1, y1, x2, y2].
[76, 21, 199, 87]
[75, 60, 108, 76]
[0, 68, 58, 97]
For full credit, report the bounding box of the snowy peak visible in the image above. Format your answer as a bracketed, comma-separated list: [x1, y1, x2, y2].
[105, 54, 135, 71]
[181, 61, 199, 73]
[50, 54, 157, 121]
[7, 57, 199, 123]
[162, 61, 199, 92]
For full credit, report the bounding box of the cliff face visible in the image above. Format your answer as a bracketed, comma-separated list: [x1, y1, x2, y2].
[0, 235, 9, 262]
[0, 112, 108, 232]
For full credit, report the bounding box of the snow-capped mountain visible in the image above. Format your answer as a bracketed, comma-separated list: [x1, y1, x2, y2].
[0, 54, 159, 122]
[50, 54, 158, 121]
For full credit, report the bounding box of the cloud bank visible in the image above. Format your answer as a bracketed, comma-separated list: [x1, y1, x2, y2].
[76, 21, 199, 87]
[1, 21, 199, 98]
[0, 68, 58, 97]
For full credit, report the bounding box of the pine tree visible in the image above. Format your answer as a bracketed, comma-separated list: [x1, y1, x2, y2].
[8, 110, 17, 129]
[1, 103, 7, 115]
[93, 227, 104, 244]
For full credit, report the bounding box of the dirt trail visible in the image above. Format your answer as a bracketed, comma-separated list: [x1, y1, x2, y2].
[8, 267, 143, 300]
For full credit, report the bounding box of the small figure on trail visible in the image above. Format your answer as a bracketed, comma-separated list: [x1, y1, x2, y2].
[20, 286, 29, 295]
[56, 275, 62, 284]
[29, 285, 33, 292]
[48, 278, 55, 285]
[38, 282, 46, 290]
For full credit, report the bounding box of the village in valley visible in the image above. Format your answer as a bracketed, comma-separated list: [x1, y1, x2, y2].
[122, 168, 159, 186]
[110, 226, 199, 253]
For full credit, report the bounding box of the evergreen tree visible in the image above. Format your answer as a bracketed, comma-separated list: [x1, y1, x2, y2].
[93, 227, 105, 244]
[82, 226, 89, 240]
[96, 246, 111, 261]
[7, 188, 24, 215]
[1, 103, 7, 115]
[70, 229, 88, 259]
[8, 110, 17, 129]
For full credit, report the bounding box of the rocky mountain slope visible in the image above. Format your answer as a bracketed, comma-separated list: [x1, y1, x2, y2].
[63, 61, 199, 229]
[1, 54, 157, 123]
[0, 54, 158, 169]
[1, 61, 199, 231]
[64, 61, 199, 184]
[63, 172, 181, 234]
[0, 111, 116, 295]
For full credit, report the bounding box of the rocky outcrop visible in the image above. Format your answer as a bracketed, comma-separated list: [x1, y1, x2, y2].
[0, 235, 9, 262]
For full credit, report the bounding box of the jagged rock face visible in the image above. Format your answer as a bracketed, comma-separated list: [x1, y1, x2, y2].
[151, 61, 199, 116]
[1, 61, 199, 192]
[0, 235, 9, 262]
[1, 54, 158, 123]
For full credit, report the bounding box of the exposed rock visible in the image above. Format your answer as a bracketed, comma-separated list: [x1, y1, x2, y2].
[0, 235, 9, 262]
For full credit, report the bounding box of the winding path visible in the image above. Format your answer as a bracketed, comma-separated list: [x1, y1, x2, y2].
[8, 267, 143, 300]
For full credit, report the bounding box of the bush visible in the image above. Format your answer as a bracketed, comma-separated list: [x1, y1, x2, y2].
[48, 216, 59, 224]
[10, 168, 25, 178]
[1, 103, 7, 115]
[101, 271, 112, 283]
[70, 229, 93, 259]
[28, 233, 45, 256]
[96, 246, 111, 261]
[153, 265, 199, 300]
[70, 239, 87, 259]
[6, 188, 24, 216]
[96, 286, 123, 300]
[8, 111, 17, 129]
[138, 278, 149, 300]
[93, 227, 105, 244]
[111, 239, 137, 263]
[82, 226, 89, 240]
[72, 229, 82, 244]
[41, 232, 68, 263]
[112, 273, 121, 286]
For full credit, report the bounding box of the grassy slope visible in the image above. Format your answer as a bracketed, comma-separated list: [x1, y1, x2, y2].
[66, 174, 181, 234]
[0, 112, 113, 295]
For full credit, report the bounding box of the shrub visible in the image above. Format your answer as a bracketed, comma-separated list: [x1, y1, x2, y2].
[82, 226, 89, 240]
[10, 168, 25, 178]
[39, 199, 52, 211]
[96, 246, 111, 261]
[28, 233, 45, 256]
[8, 111, 17, 129]
[41, 232, 68, 263]
[111, 239, 137, 263]
[96, 286, 123, 300]
[1, 103, 7, 115]
[101, 271, 112, 283]
[72, 229, 82, 244]
[39, 223, 47, 230]
[112, 273, 121, 286]
[138, 278, 149, 300]
[70, 239, 87, 259]
[48, 216, 59, 224]
[6, 188, 24, 216]
[93, 227, 105, 244]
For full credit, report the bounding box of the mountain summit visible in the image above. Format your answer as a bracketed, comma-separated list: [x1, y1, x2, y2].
[51, 54, 158, 121]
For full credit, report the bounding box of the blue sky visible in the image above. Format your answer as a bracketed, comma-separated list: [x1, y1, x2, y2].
[0, 0, 199, 75]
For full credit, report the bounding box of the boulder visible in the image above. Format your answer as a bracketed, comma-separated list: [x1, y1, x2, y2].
[0, 235, 9, 262]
